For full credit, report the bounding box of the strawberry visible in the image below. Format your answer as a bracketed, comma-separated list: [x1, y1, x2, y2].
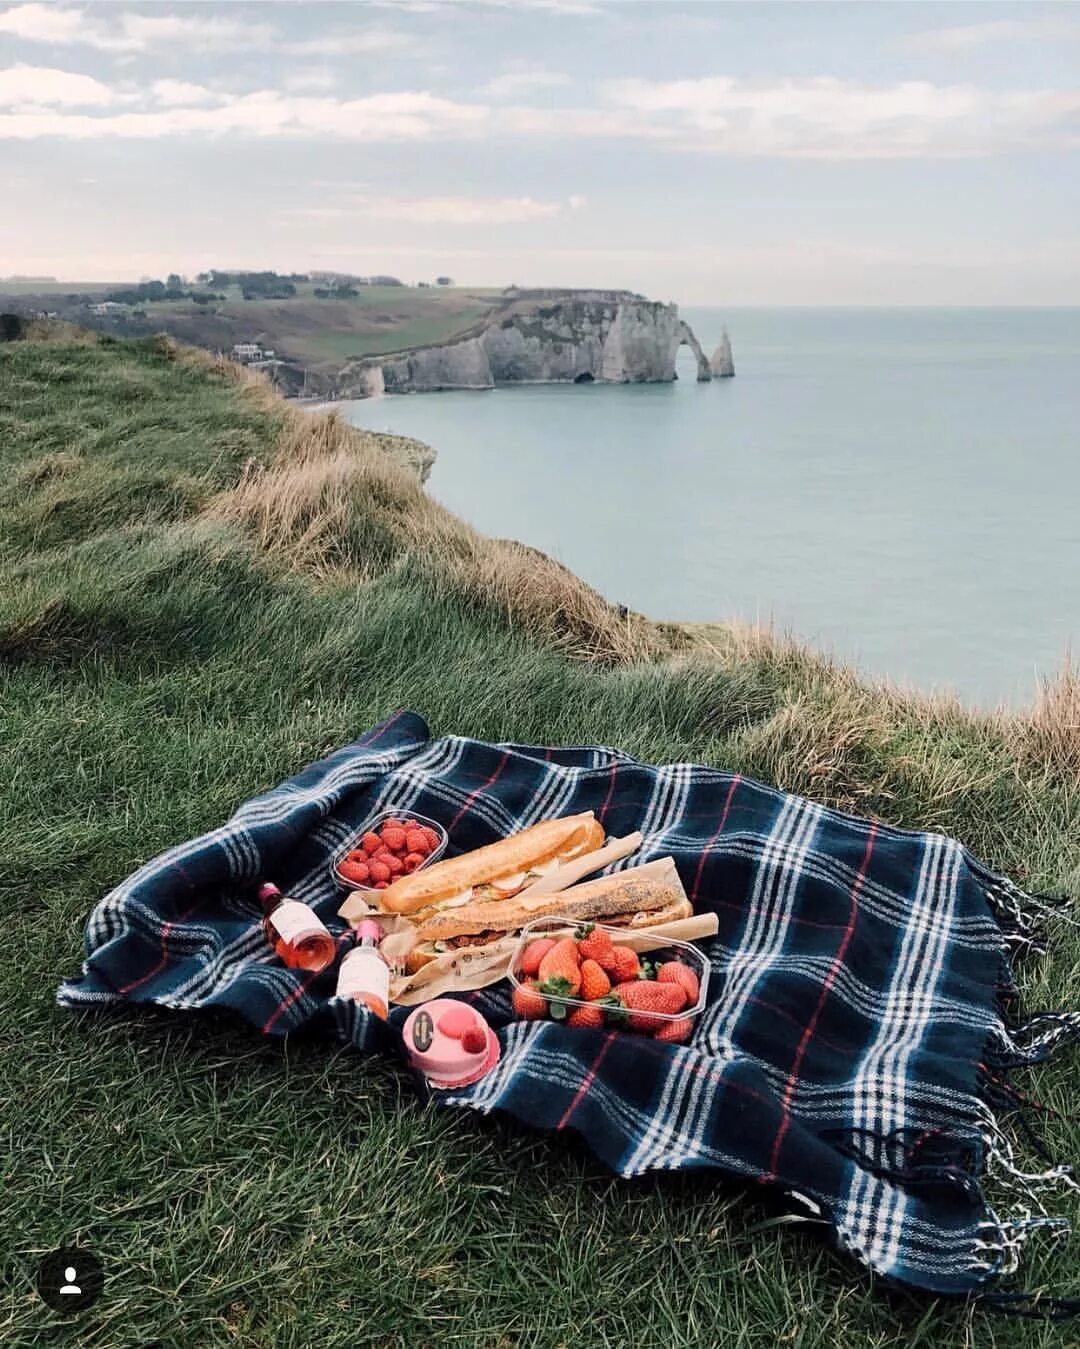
[519, 937, 557, 977]
[607, 946, 641, 983]
[403, 851, 425, 873]
[511, 981, 547, 1020]
[381, 826, 407, 853]
[368, 859, 391, 884]
[361, 831, 383, 855]
[654, 1016, 695, 1044]
[538, 938, 582, 997]
[576, 923, 615, 967]
[612, 980, 686, 1032]
[405, 828, 429, 855]
[579, 958, 611, 1001]
[567, 1004, 606, 1029]
[657, 961, 700, 1005]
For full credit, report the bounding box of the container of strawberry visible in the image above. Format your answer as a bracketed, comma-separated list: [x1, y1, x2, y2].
[331, 810, 448, 893]
[507, 915, 710, 1044]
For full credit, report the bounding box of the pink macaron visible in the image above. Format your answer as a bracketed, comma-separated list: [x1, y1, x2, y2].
[402, 999, 501, 1089]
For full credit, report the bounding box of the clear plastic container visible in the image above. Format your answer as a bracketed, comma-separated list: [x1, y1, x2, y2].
[507, 914, 710, 1032]
[330, 809, 449, 893]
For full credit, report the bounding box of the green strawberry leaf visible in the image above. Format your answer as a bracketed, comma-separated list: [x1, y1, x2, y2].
[539, 975, 574, 998]
[548, 1000, 568, 1021]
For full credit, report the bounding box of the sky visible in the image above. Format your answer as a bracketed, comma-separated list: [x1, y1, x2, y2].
[1, 0, 1078, 305]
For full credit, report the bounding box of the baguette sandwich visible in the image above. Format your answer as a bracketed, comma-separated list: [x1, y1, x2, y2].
[339, 811, 611, 927]
[398, 861, 691, 974]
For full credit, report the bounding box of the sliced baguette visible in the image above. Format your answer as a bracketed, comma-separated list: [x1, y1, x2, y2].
[366, 811, 604, 917]
[415, 860, 688, 943]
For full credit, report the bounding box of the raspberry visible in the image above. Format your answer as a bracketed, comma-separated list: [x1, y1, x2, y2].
[339, 859, 370, 883]
[461, 1026, 487, 1054]
[403, 852, 425, 872]
[374, 880, 389, 890]
[405, 829, 429, 855]
[382, 826, 407, 852]
[422, 827, 441, 851]
[369, 860, 391, 884]
[361, 832, 382, 855]
[384, 854, 404, 875]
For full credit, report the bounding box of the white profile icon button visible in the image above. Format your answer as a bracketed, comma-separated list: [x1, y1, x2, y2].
[36, 1246, 103, 1313]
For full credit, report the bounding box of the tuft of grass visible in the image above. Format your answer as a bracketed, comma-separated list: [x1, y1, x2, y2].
[4, 332, 1080, 1348]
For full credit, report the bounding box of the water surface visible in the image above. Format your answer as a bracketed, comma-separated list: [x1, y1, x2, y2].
[340, 307, 1080, 706]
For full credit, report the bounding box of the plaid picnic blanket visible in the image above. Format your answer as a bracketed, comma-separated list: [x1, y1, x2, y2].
[59, 710, 1080, 1301]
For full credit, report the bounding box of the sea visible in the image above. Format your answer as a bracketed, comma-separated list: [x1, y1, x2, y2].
[338, 307, 1080, 708]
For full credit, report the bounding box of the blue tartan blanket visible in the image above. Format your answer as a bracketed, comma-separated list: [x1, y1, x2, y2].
[59, 711, 1079, 1300]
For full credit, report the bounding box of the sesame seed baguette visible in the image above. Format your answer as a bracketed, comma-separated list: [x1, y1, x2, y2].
[415, 864, 688, 943]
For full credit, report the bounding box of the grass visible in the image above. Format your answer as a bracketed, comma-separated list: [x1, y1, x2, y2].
[4, 282, 505, 374]
[3, 331, 1080, 1347]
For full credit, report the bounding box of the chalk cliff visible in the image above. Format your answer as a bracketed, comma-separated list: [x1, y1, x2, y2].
[711, 329, 735, 378]
[335, 294, 718, 397]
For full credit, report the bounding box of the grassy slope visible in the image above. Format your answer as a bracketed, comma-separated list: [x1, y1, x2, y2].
[4, 284, 504, 370]
[3, 335, 1080, 1348]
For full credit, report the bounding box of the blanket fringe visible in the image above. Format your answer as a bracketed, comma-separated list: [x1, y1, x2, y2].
[964, 863, 1080, 1312]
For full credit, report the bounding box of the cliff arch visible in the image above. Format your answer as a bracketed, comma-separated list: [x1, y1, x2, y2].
[677, 320, 712, 382]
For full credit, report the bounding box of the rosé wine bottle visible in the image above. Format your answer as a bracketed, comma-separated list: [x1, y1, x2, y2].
[258, 882, 336, 973]
[336, 919, 390, 1019]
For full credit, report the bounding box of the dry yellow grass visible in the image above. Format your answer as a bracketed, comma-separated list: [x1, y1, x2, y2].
[187, 338, 1080, 778]
[195, 347, 666, 664]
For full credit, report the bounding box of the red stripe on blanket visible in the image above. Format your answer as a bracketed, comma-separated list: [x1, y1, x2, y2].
[767, 822, 878, 1177]
[117, 896, 203, 995]
[690, 775, 741, 905]
[597, 760, 618, 824]
[557, 1033, 615, 1130]
[263, 965, 324, 1035]
[447, 750, 511, 833]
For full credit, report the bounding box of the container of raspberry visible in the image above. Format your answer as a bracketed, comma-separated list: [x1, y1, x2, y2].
[331, 810, 448, 894]
[507, 914, 710, 1042]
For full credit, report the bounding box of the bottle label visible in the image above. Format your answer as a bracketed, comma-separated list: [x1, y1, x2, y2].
[268, 899, 328, 946]
[338, 948, 390, 1006]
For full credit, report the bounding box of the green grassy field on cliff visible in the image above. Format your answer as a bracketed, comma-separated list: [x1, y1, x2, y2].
[3, 332, 1080, 1348]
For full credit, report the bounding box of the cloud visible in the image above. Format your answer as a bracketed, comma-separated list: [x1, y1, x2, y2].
[282, 68, 339, 94]
[0, 3, 85, 43]
[357, 194, 568, 223]
[596, 75, 1080, 158]
[0, 4, 336, 53]
[150, 79, 218, 108]
[283, 193, 579, 225]
[905, 19, 1080, 53]
[0, 84, 489, 139]
[0, 63, 114, 106]
[478, 69, 569, 100]
[1, 65, 1077, 160]
[291, 28, 414, 57]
